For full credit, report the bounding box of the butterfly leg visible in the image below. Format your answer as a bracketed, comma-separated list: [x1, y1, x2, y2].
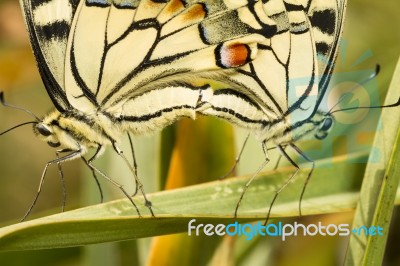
[21, 149, 82, 222]
[80, 145, 104, 204]
[84, 158, 142, 217]
[56, 146, 104, 212]
[55, 152, 66, 212]
[112, 142, 154, 217]
[263, 145, 301, 225]
[272, 146, 285, 170]
[56, 147, 106, 212]
[290, 143, 315, 217]
[56, 148, 105, 213]
[234, 141, 270, 218]
[273, 155, 283, 170]
[219, 133, 250, 180]
[81, 158, 104, 203]
[127, 133, 139, 197]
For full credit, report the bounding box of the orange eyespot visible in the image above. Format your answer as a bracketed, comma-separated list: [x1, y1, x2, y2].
[216, 43, 251, 68]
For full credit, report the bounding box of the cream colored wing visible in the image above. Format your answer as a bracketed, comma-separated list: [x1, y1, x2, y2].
[63, 0, 278, 115]
[202, 0, 346, 130]
[19, 0, 79, 111]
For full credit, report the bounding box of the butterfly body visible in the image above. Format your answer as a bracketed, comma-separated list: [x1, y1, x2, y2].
[34, 84, 212, 155]
[253, 111, 333, 145]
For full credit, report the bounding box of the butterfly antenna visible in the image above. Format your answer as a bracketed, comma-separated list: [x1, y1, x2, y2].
[0, 121, 38, 136]
[331, 96, 400, 114]
[329, 65, 380, 113]
[0, 91, 40, 121]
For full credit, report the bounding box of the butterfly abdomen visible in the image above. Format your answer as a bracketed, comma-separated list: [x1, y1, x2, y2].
[202, 88, 331, 145]
[114, 85, 213, 135]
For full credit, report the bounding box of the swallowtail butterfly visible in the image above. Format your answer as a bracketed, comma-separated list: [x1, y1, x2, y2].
[200, 0, 348, 219]
[5, 0, 377, 220]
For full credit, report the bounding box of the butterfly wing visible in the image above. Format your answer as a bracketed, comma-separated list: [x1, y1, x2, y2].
[60, 0, 285, 134]
[202, 0, 346, 131]
[19, 0, 79, 111]
[22, 0, 344, 135]
[307, 0, 347, 110]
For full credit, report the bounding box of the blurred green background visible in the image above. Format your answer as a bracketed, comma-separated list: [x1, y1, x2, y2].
[0, 0, 399, 265]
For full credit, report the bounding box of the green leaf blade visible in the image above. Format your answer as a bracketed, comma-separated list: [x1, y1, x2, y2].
[345, 56, 400, 266]
[0, 153, 369, 251]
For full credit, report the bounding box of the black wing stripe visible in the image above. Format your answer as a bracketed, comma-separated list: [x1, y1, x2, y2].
[70, 43, 99, 107]
[214, 88, 263, 111]
[30, 0, 52, 9]
[38, 21, 70, 41]
[312, 0, 346, 115]
[118, 104, 194, 122]
[22, 0, 71, 111]
[207, 89, 271, 126]
[86, 0, 111, 7]
[211, 106, 269, 126]
[85, 0, 140, 9]
[309, 9, 336, 35]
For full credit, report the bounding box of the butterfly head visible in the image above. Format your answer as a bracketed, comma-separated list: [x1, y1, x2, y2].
[33, 110, 81, 150]
[292, 111, 335, 142]
[314, 113, 334, 140]
[33, 112, 63, 148]
[34, 123, 60, 147]
[33, 109, 109, 152]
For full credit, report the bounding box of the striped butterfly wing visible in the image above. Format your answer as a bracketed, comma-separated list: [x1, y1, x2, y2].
[21, 0, 345, 136]
[62, 0, 283, 132]
[308, 0, 347, 109]
[202, 0, 346, 136]
[19, 0, 78, 111]
[16, 0, 346, 220]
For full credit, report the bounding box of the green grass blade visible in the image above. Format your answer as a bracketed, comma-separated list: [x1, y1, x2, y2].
[0, 152, 373, 251]
[344, 57, 400, 265]
[362, 124, 400, 265]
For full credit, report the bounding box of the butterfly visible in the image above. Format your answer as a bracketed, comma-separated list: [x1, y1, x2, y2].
[5, 0, 398, 223]
[12, 0, 316, 219]
[199, 0, 348, 220]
